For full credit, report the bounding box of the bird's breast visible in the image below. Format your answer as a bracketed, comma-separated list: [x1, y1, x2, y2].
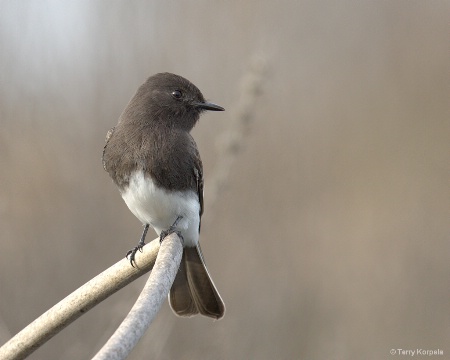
[121, 170, 200, 246]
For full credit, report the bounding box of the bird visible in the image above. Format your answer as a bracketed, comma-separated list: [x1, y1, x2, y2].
[102, 72, 225, 319]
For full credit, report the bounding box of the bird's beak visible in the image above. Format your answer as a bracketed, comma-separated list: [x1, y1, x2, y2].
[195, 101, 225, 111]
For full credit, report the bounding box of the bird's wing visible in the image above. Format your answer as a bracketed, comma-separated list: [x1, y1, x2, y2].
[194, 155, 204, 218]
[189, 134, 204, 229]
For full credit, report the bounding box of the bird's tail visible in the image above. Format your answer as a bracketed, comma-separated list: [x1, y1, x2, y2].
[169, 244, 225, 319]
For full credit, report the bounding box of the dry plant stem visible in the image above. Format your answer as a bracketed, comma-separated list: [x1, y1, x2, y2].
[205, 56, 267, 212]
[92, 233, 182, 360]
[0, 238, 161, 360]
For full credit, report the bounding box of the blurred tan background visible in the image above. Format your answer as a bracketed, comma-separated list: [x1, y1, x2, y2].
[1, 1, 449, 359]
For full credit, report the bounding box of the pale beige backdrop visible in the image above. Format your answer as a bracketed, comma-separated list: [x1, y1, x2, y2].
[1, 1, 449, 359]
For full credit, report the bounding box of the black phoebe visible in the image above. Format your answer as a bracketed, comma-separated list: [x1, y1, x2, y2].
[102, 73, 225, 319]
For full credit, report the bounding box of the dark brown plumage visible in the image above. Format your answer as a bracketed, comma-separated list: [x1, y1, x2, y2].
[102, 73, 225, 319]
[103, 73, 207, 192]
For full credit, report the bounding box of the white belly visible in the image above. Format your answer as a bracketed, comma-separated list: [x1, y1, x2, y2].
[121, 170, 200, 247]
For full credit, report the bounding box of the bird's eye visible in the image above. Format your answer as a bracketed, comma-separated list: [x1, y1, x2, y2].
[171, 90, 183, 99]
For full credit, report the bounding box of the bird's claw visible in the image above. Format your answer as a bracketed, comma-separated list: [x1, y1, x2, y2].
[160, 216, 183, 244]
[160, 229, 184, 245]
[126, 244, 144, 268]
[126, 224, 150, 267]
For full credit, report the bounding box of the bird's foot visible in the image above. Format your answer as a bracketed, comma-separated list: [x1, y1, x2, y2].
[160, 216, 184, 244]
[126, 245, 143, 268]
[126, 224, 149, 268]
